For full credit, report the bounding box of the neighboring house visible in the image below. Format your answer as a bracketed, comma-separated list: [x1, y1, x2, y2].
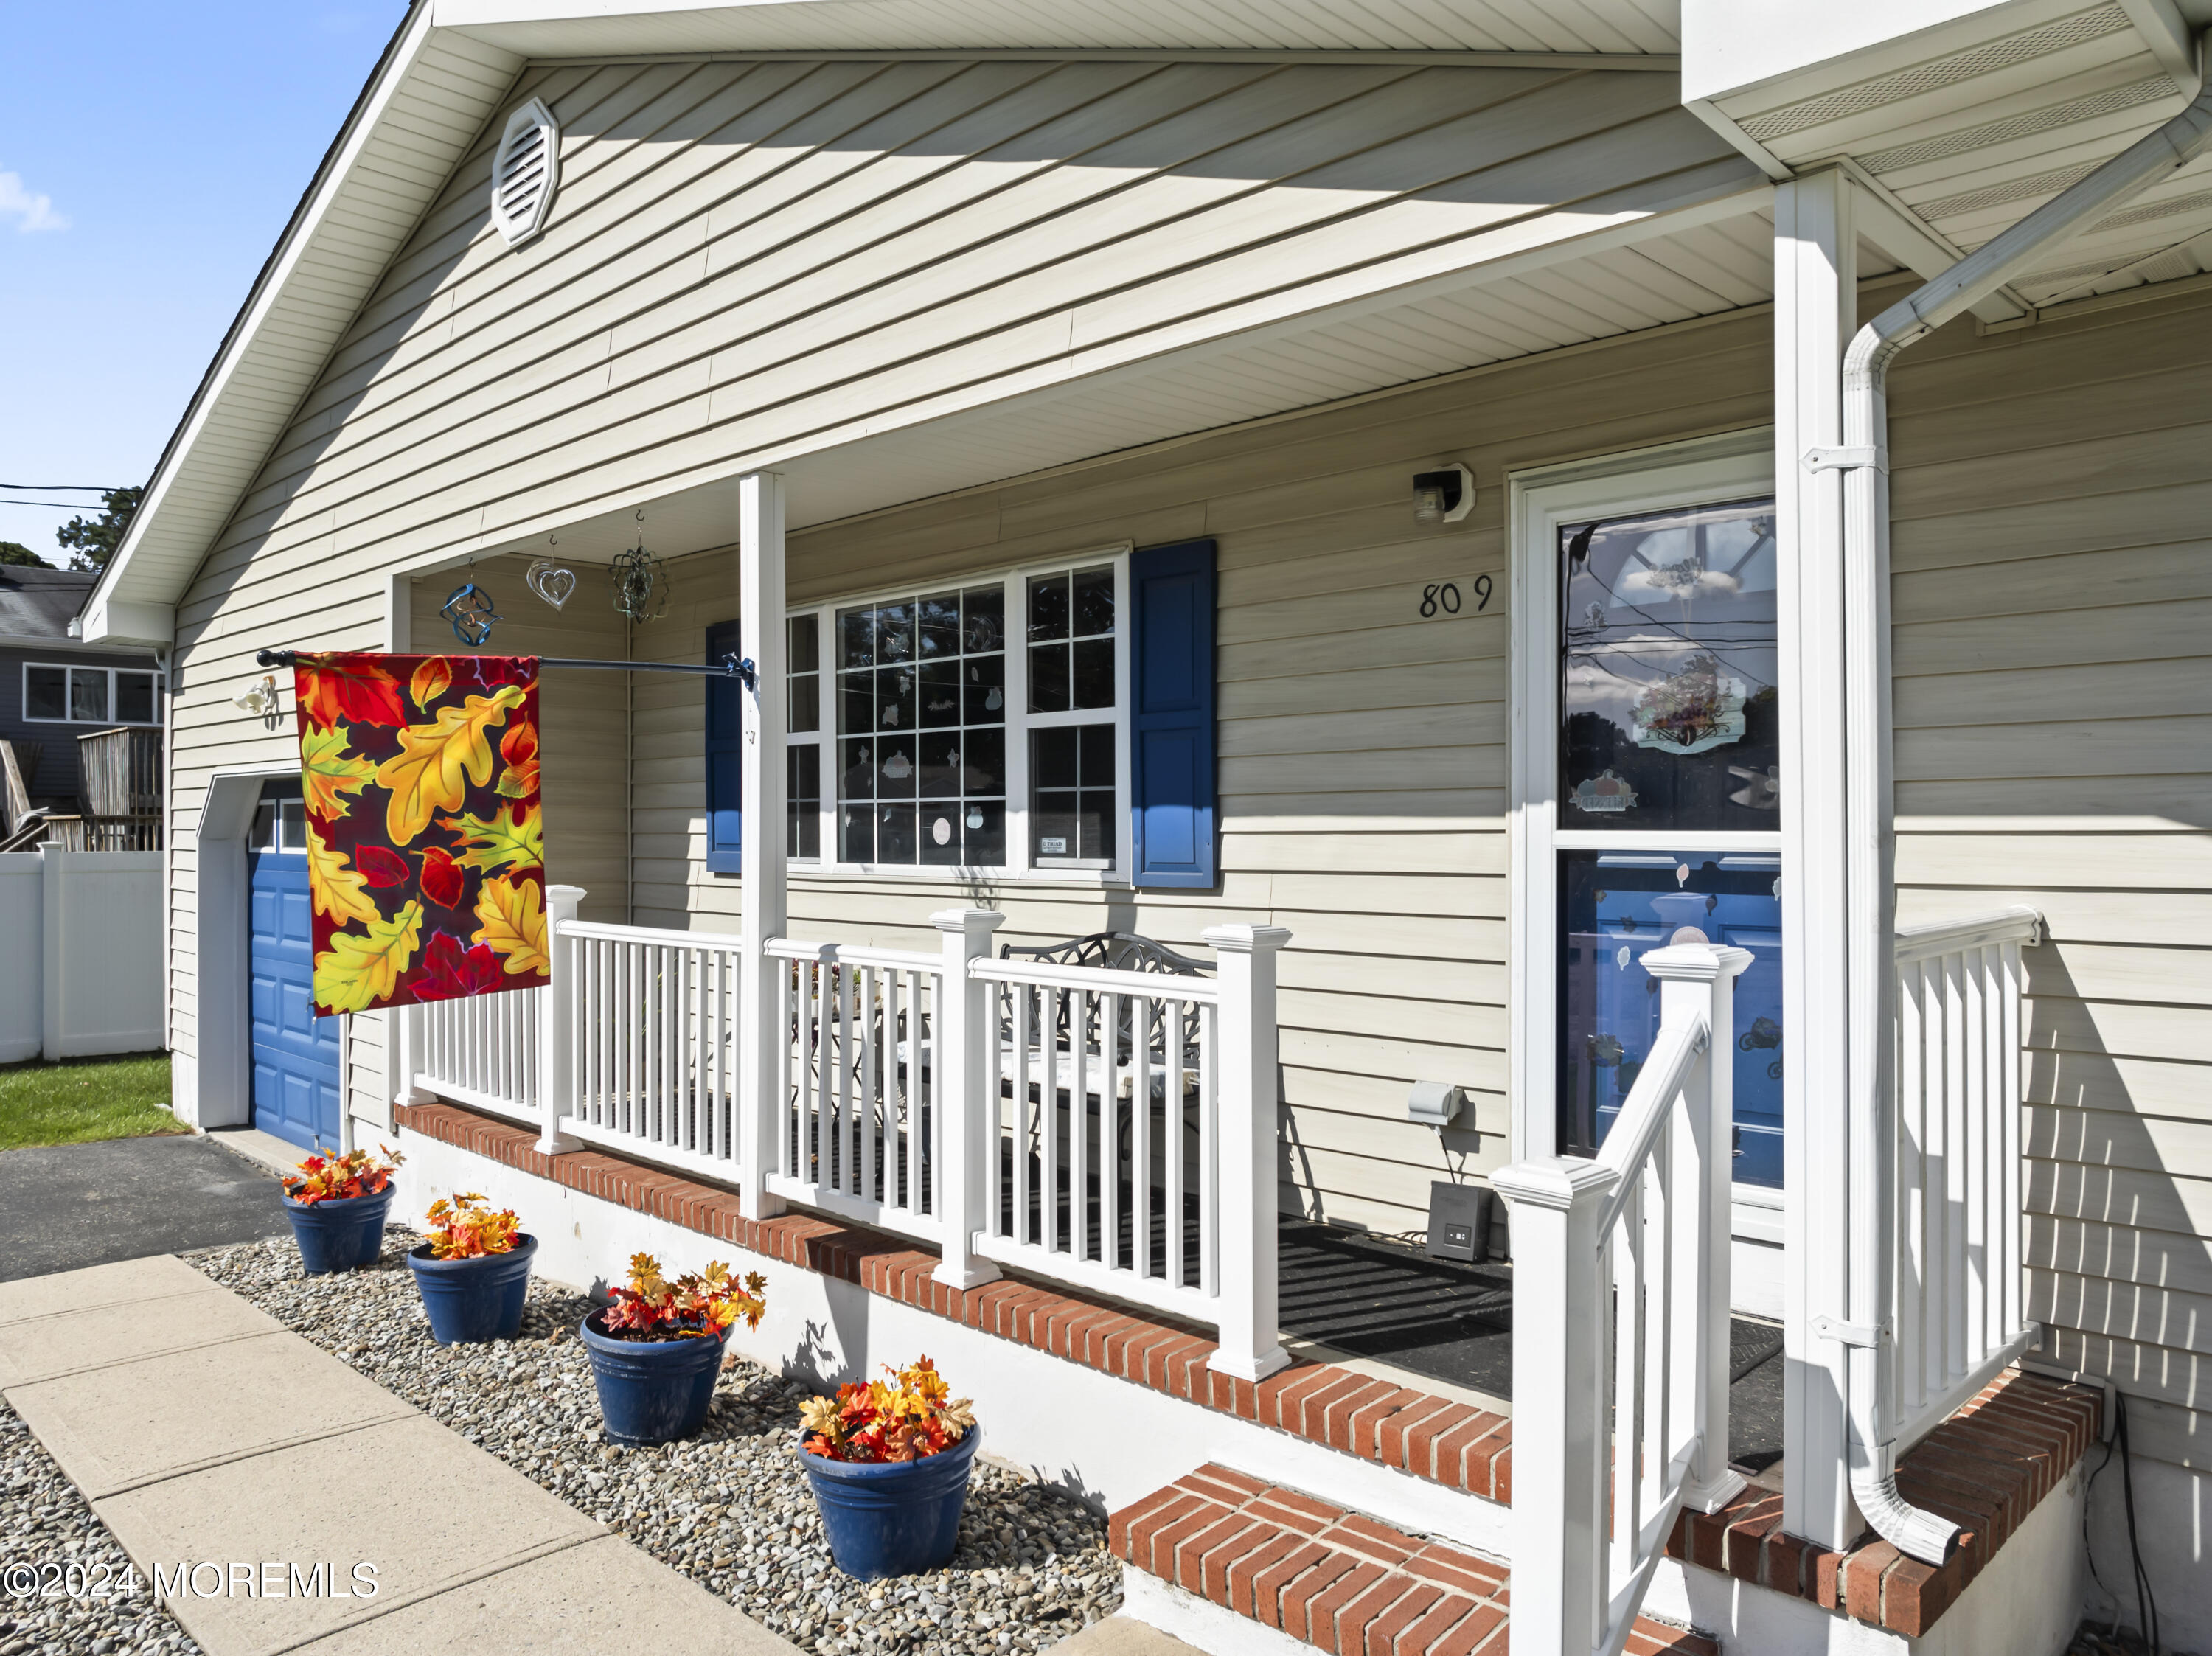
[0, 565, 163, 827]
[79, 3, 2212, 1652]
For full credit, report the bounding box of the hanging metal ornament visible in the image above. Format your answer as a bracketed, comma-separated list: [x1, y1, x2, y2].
[441, 581, 502, 647]
[609, 539, 669, 624]
[526, 553, 577, 610]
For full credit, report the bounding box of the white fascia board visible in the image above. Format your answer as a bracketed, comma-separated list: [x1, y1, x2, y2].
[81, 6, 519, 647]
[76, 600, 177, 650]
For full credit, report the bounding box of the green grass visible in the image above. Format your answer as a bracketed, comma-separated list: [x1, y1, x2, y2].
[0, 1051, 187, 1152]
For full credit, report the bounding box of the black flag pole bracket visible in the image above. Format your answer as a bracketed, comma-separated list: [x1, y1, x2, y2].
[256, 648, 755, 687]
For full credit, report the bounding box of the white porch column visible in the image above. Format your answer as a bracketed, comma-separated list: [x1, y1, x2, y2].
[1774, 167, 1861, 1548]
[738, 471, 789, 1222]
[1203, 923, 1292, 1382]
[536, 883, 585, 1155]
[931, 907, 1005, 1290]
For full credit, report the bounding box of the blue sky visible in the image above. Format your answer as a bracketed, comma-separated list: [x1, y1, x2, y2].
[0, 3, 405, 557]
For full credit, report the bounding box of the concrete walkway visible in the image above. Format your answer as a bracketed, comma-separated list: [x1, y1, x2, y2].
[0, 1254, 800, 1656]
[0, 1135, 289, 1282]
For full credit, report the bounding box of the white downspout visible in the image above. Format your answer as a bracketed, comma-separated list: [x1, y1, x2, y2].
[1826, 50, 2212, 1567]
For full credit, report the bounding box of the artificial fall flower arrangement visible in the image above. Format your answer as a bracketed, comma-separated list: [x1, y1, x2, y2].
[283, 1146, 404, 1206]
[598, 1253, 767, 1343]
[800, 1357, 975, 1463]
[423, 1193, 522, 1259]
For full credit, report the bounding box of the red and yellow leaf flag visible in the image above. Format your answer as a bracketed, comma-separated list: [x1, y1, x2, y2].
[290, 653, 547, 1017]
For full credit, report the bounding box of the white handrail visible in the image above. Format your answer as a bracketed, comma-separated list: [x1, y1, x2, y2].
[1496, 940, 1748, 1656]
[973, 953, 1225, 1004]
[1892, 905, 2042, 964]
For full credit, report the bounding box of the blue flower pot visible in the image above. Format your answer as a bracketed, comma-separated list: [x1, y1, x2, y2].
[580, 1309, 728, 1446]
[407, 1235, 538, 1344]
[800, 1424, 981, 1581]
[281, 1186, 394, 1275]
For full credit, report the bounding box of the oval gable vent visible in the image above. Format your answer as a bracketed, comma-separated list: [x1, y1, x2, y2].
[490, 97, 560, 248]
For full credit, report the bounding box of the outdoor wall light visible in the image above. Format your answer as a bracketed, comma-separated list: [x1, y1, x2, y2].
[1412, 464, 1475, 524]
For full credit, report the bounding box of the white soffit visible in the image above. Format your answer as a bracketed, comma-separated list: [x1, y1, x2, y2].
[432, 0, 1684, 58]
[1684, 0, 2212, 307]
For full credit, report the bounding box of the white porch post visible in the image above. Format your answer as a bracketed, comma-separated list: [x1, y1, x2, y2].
[1649, 940, 1754, 1514]
[1494, 1156, 1615, 1656]
[931, 907, 1004, 1290]
[1203, 923, 1292, 1382]
[1775, 166, 1861, 1548]
[738, 471, 788, 1222]
[536, 883, 585, 1154]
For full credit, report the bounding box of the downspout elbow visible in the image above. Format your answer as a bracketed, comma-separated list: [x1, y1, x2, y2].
[1851, 1448, 1961, 1565]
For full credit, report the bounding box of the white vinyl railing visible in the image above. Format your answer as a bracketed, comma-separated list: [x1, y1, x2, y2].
[763, 937, 945, 1239]
[560, 915, 747, 1179]
[1496, 939, 1749, 1656]
[973, 953, 1221, 1326]
[1887, 906, 2042, 1450]
[394, 896, 1294, 1380]
[411, 981, 539, 1122]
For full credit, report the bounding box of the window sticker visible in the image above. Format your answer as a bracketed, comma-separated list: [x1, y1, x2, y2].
[1571, 770, 1638, 814]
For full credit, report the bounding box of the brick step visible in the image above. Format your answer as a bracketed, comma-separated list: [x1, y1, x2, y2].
[1110, 1465, 1714, 1656]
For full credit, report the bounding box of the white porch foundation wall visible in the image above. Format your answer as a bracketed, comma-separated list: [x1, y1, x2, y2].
[391, 1127, 1517, 1560]
[1638, 1461, 2088, 1656]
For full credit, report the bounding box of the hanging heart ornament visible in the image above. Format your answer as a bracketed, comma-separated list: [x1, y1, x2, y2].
[526, 558, 577, 610]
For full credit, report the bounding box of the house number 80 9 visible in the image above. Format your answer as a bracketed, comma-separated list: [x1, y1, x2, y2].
[1419, 576, 1492, 617]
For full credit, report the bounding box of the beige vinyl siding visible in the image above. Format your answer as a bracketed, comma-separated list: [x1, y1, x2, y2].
[1886, 276, 2212, 1467]
[158, 49, 1748, 1102]
[627, 307, 1775, 1231]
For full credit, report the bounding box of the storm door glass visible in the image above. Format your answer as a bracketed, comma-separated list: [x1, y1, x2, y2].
[1554, 495, 1782, 1186]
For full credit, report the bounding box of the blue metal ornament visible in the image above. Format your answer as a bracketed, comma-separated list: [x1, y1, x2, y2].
[441, 581, 501, 647]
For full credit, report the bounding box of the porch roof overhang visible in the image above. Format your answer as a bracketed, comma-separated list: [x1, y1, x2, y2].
[82, 0, 2212, 648]
[1684, 0, 2212, 312]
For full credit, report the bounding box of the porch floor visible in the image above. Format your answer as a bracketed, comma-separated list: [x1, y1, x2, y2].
[1275, 1220, 1786, 1473]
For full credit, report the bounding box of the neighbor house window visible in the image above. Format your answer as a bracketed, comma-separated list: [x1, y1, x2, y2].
[23, 664, 163, 726]
[783, 557, 1124, 875]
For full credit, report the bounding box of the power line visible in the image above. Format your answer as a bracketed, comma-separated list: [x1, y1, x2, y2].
[0, 483, 131, 493]
[0, 500, 124, 510]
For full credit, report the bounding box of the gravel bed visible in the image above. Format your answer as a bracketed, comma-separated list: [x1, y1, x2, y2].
[188, 1231, 1121, 1654]
[0, 1403, 204, 1656]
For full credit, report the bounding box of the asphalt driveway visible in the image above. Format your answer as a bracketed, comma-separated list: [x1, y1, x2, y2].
[0, 1135, 289, 1281]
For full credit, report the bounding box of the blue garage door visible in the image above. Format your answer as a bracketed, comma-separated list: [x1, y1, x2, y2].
[248, 784, 341, 1151]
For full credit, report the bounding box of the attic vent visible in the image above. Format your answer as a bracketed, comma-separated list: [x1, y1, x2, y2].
[490, 98, 560, 248]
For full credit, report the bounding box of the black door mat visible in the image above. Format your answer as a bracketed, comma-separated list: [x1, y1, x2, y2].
[1277, 1219, 1787, 1473]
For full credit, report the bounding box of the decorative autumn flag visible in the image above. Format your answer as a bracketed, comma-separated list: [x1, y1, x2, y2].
[291, 653, 547, 1016]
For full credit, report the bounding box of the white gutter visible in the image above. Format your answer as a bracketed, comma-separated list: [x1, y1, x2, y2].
[1820, 44, 2212, 1568]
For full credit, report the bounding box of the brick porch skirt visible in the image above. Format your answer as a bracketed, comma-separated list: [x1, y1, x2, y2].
[394, 1100, 2102, 1643]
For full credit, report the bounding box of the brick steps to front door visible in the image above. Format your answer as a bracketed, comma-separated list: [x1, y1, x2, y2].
[1110, 1465, 1714, 1656]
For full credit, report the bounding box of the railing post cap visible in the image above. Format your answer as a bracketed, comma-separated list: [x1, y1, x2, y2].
[544, 883, 588, 901]
[930, 907, 1005, 935]
[1203, 923, 1292, 954]
[1490, 1155, 1618, 1211]
[1640, 941, 1753, 981]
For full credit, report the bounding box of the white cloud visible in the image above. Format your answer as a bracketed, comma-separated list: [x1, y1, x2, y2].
[0, 168, 68, 233]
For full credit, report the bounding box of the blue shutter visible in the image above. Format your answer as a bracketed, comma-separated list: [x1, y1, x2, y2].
[1130, 538, 1217, 890]
[704, 619, 742, 875]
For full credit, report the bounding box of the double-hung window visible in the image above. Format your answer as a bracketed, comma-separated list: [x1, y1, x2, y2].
[781, 556, 1127, 876]
[22, 663, 164, 726]
[714, 538, 1217, 886]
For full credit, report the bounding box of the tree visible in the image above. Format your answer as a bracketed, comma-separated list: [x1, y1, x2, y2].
[0, 540, 53, 568]
[55, 486, 142, 572]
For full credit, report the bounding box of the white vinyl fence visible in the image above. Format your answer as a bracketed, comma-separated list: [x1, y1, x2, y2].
[393, 897, 1293, 1379]
[0, 848, 165, 1063]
